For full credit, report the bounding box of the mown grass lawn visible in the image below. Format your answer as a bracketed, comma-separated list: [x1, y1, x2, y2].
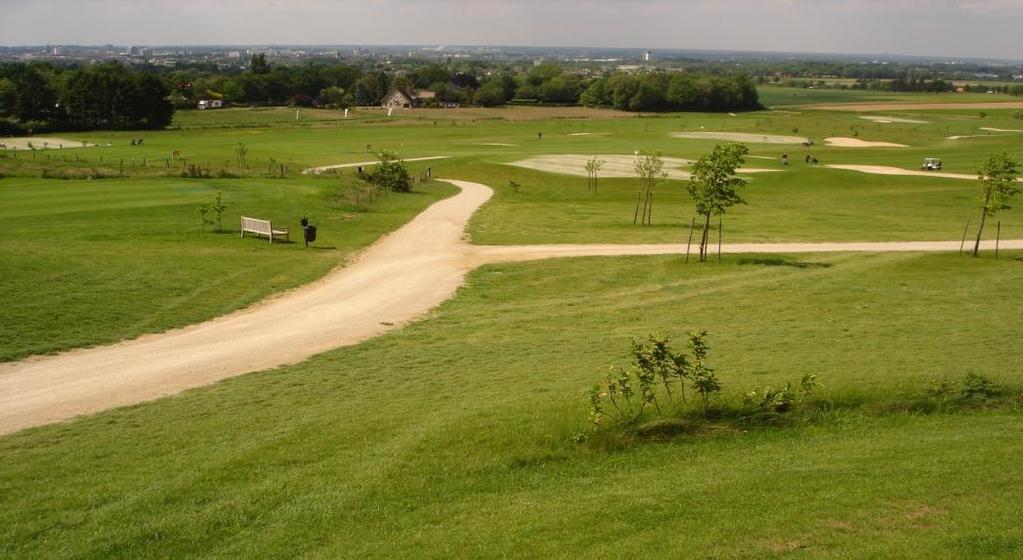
[1, 250, 1021, 558]
[0, 176, 454, 361]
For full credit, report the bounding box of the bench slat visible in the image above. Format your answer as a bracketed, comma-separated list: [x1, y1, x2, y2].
[240, 216, 289, 244]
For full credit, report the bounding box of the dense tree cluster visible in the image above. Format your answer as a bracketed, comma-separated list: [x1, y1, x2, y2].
[580, 73, 760, 112]
[0, 62, 172, 133]
[0, 55, 769, 133]
[167, 56, 759, 112]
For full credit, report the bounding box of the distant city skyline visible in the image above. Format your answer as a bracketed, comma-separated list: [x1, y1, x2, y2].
[1, 0, 1021, 62]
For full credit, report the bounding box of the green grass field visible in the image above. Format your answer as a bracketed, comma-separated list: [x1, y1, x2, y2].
[2, 251, 1021, 558]
[758, 85, 1019, 107]
[2, 98, 1022, 558]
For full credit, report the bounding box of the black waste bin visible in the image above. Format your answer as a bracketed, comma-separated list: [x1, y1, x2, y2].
[303, 225, 317, 246]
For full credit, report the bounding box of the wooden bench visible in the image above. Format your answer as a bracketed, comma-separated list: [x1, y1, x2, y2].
[240, 216, 290, 244]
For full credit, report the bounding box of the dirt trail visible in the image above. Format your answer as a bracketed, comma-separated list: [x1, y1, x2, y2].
[303, 156, 448, 175]
[3, 179, 1022, 435]
[0, 179, 489, 435]
[474, 239, 1023, 263]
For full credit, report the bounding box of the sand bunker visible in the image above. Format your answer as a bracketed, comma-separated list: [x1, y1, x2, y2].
[979, 127, 1023, 132]
[510, 154, 693, 179]
[569, 132, 610, 136]
[671, 132, 807, 144]
[0, 137, 96, 150]
[946, 135, 987, 140]
[858, 116, 928, 124]
[826, 164, 1023, 182]
[824, 137, 909, 148]
[475, 142, 518, 147]
[507, 154, 778, 180]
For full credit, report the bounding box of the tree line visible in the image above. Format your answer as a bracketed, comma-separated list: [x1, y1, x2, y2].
[1, 56, 763, 133]
[0, 62, 173, 133]
[580, 73, 760, 112]
[204, 57, 760, 112]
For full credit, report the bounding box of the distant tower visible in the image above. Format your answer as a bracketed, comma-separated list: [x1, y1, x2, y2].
[643, 51, 651, 63]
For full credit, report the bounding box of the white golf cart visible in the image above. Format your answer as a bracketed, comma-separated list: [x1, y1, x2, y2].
[921, 157, 943, 171]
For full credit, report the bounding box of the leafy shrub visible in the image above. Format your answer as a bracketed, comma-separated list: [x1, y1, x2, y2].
[182, 164, 211, 178]
[366, 150, 411, 193]
[589, 331, 718, 429]
[743, 373, 820, 421]
[927, 373, 1001, 404]
[1013, 111, 1023, 120]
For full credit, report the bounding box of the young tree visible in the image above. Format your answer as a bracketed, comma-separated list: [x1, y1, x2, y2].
[235, 143, 248, 168]
[211, 191, 228, 232]
[584, 157, 605, 192]
[687, 143, 750, 261]
[196, 203, 213, 233]
[634, 150, 666, 225]
[972, 151, 1021, 256]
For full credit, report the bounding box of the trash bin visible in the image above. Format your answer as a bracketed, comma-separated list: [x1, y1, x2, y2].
[303, 224, 317, 246]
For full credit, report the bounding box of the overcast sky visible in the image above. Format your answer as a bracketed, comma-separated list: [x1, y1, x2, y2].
[1, 0, 1021, 61]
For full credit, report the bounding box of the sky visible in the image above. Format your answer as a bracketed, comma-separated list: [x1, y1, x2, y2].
[1, 0, 1021, 61]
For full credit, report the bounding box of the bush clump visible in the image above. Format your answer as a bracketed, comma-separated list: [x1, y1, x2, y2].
[366, 150, 411, 193]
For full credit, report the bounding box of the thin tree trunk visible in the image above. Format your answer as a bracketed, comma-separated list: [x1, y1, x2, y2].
[684, 217, 696, 263]
[699, 213, 712, 262]
[972, 190, 991, 257]
[633, 192, 641, 225]
[641, 189, 650, 226]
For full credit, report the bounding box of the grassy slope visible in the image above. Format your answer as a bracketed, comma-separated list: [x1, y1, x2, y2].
[0, 177, 454, 360]
[1, 251, 1021, 558]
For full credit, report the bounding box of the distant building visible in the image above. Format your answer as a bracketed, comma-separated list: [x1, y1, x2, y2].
[381, 89, 438, 109]
[643, 50, 651, 62]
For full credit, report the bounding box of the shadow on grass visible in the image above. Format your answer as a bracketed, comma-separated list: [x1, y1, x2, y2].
[737, 258, 832, 269]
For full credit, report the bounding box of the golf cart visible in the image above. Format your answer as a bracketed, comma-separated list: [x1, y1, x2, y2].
[921, 157, 943, 171]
